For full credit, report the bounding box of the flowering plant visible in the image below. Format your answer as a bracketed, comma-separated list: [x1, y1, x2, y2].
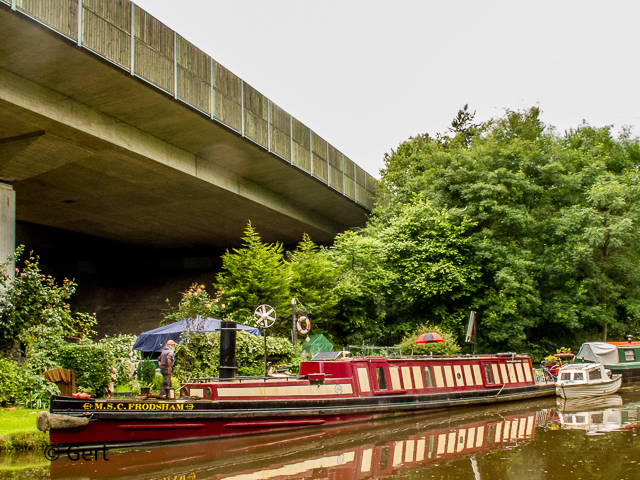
[0, 246, 96, 349]
[161, 284, 228, 326]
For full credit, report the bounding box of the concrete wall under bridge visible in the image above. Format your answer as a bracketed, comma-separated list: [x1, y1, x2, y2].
[0, 0, 378, 336]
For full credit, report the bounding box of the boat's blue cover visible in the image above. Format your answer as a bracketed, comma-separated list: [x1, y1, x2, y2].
[132, 317, 261, 353]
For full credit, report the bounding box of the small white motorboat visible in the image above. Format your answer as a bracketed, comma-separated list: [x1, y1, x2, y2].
[555, 363, 622, 399]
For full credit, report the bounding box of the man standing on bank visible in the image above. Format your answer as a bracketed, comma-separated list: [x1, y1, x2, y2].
[159, 339, 176, 398]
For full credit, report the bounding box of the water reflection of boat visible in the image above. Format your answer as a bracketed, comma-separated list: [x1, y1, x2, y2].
[552, 399, 640, 435]
[557, 394, 623, 412]
[50, 402, 554, 480]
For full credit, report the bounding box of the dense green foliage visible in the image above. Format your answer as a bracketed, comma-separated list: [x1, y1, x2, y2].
[57, 342, 115, 397]
[98, 334, 140, 386]
[378, 107, 640, 356]
[0, 358, 58, 408]
[137, 359, 156, 387]
[173, 331, 302, 380]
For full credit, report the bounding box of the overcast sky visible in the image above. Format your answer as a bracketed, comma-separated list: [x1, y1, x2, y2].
[134, 0, 640, 178]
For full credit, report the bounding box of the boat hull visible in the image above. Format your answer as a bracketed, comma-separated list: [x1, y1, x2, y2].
[48, 384, 554, 448]
[556, 375, 622, 399]
[607, 365, 640, 384]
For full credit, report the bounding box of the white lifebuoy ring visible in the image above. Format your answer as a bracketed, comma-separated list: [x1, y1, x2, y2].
[297, 316, 311, 334]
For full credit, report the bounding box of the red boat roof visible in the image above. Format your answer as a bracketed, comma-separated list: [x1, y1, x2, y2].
[607, 341, 640, 346]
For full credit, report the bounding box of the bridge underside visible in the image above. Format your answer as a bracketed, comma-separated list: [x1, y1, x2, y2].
[0, 4, 370, 251]
[0, 3, 374, 335]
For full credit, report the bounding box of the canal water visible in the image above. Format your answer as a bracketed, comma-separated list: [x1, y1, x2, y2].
[3, 387, 640, 480]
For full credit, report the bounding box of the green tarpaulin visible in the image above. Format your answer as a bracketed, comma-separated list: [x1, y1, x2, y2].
[301, 334, 333, 358]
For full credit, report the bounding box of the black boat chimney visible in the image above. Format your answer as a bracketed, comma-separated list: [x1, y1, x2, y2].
[219, 321, 238, 379]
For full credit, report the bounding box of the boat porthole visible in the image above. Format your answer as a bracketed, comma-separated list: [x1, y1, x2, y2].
[335, 384, 343, 394]
[204, 386, 213, 399]
[456, 373, 462, 380]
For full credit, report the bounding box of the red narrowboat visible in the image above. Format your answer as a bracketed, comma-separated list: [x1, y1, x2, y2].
[41, 344, 554, 448]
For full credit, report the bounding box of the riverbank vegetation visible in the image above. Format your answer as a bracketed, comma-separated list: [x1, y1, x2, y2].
[183, 107, 640, 359]
[1, 106, 638, 407]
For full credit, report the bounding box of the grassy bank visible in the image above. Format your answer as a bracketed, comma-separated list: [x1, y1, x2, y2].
[0, 409, 48, 451]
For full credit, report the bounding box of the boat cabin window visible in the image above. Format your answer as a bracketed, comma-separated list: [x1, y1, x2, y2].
[376, 367, 387, 390]
[379, 447, 389, 470]
[574, 372, 584, 381]
[424, 367, 434, 388]
[389, 367, 402, 390]
[589, 369, 602, 381]
[357, 368, 371, 392]
[624, 349, 636, 362]
[483, 364, 495, 384]
[560, 372, 571, 381]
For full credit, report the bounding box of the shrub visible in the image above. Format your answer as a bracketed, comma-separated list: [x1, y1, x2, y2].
[236, 333, 302, 374]
[173, 333, 219, 380]
[0, 358, 59, 407]
[152, 374, 163, 392]
[98, 334, 140, 386]
[137, 360, 156, 387]
[173, 331, 302, 380]
[57, 342, 115, 397]
[397, 323, 462, 356]
[22, 323, 66, 375]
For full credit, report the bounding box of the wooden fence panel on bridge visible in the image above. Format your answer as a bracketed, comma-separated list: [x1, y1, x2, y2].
[355, 164, 366, 206]
[328, 144, 343, 193]
[292, 118, 311, 174]
[16, 0, 78, 40]
[269, 102, 291, 162]
[134, 5, 174, 95]
[343, 156, 356, 200]
[243, 83, 269, 149]
[177, 35, 211, 115]
[81, 0, 131, 70]
[311, 131, 328, 184]
[212, 60, 242, 133]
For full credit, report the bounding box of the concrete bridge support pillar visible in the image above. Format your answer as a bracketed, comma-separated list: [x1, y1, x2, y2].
[0, 183, 15, 279]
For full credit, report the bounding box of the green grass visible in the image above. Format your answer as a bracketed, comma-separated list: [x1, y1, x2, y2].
[0, 409, 48, 451]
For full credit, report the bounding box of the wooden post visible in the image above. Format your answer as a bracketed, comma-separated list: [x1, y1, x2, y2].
[292, 298, 298, 346]
[264, 328, 268, 377]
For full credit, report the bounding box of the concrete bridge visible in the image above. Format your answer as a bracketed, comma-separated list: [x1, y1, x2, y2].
[0, 0, 377, 334]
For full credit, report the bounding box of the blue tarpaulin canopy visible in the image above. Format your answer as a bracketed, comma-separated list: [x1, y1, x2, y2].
[132, 317, 261, 353]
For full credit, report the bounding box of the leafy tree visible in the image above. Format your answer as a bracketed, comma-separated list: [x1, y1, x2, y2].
[370, 198, 482, 339]
[326, 231, 390, 346]
[378, 107, 640, 355]
[215, 222, 291, 335]
[287, 234, 340, 338]
[0, 246, 96, 351]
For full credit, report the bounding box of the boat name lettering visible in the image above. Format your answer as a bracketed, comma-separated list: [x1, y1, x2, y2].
[506, 360, 523, 363]
[82, 402, 194, 411]
[154, 474, 196, 480]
